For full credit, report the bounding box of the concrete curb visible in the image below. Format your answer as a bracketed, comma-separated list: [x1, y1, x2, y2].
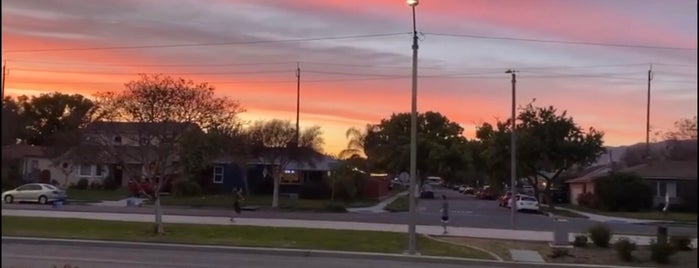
[1, 236, 641, 268]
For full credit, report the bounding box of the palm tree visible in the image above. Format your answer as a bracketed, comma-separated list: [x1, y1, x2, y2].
[339, 126, 368, 159]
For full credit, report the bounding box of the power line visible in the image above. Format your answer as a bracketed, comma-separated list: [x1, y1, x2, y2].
[12, 68, 293, 76]
[3, 59, 299, 68]
[2, 32, 411, 53]
[426, 32, 698, 51]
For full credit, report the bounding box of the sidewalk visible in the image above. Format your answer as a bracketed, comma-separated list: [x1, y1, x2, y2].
[4, 208, 695, 247]
[347, 191, 407, 213]
[554, 207, 669, 224]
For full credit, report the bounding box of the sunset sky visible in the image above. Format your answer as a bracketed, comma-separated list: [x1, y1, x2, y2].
[2, 0, 697, 155]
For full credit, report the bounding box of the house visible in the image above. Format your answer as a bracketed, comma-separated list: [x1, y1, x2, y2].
[566, 160, 697, 208]
[54, 121, 197, 187]
[205, 154, 340, 196]
[621, 160, 697, 208]
[1, 144, 57, 184]
[566, 164, 614, 205]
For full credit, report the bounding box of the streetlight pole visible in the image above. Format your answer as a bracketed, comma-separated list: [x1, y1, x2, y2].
[407, 0, 419, 255]
[506, 69, 518, 227]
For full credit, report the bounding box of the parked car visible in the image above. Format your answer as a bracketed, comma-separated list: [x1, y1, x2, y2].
[128, 177, 173, 197]
[476, 187, 497, 200]
[420, 184, 435, 199]
[463, 186, 475, 194]
[2, 183, 67, 204]
[508, 195, 540, 211]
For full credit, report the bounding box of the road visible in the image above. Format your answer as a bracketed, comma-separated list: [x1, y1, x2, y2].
[1, 239, 541, 268]
[2, 189, 695, 236]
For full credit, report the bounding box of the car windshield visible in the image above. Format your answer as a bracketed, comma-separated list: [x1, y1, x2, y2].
[521, 197, 537, 202]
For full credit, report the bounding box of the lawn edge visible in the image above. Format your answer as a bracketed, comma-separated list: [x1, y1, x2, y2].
[423, 234, 504, 261]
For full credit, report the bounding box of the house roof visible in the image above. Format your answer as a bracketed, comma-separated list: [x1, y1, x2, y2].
[619, 160, 697, 180]
[55, 145, 180, 165]
[85, 121, 199, 134]
[566, 165, 613, 183]
[1, 144, 54, 160]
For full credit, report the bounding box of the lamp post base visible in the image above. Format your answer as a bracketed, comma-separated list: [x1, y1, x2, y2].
[402, 250, 422, 256]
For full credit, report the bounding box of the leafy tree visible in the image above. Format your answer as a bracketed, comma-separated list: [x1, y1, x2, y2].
[664, 116, 697, 141]
[17, 92, 95, 146]
[477, 104, 605, 207]
[595, 172, 653, 211]
[246, 119, 324, 208]
[91, 74, 243, 234]
[1, 97, 25, 145]
[363, 111, 474, 183]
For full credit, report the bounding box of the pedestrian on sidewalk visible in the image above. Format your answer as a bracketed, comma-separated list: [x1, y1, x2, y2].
[230, 188, 244, 222]
[440, 194, 449, 234]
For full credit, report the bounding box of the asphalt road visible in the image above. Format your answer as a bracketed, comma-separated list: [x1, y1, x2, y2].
[1, 240, 534, 268]
[2, 189, 696, 236]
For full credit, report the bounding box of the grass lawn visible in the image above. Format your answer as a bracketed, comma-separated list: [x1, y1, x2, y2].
[385, 194, 409, 212]
[66, 188, 132, 202]
[561, 205, 697, 223]
[157, 194, 379, 212]
[1, 216, 493, 260]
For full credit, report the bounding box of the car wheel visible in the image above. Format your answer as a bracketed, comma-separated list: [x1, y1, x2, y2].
[38, 196, 48, 205]
[4, 195, 13, 204]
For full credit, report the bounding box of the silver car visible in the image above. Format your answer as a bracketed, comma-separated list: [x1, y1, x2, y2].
[2, 183, 67, 204]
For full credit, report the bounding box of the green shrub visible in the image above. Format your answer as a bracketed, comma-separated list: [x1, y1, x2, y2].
[573, 235, 589, 247]
[89, 181, 103, 190]
[323, 202, 348, 213]
[670, 235, 693, 251]
[72, 179, 89, 190]
[102, 176, 120, 190]
[576, 192, 601, 209]
[299, 181, 331, 200]
[650, 240, 676, 264]
[548, 248, 571, 259]
[173, 180, 202, 197]
[588, 224, 612, 247]
[613, 238, 636, 262]
[595, 173, 653, 211]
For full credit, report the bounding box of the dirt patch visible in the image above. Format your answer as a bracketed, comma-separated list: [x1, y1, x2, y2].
[442, 236, 697, 267]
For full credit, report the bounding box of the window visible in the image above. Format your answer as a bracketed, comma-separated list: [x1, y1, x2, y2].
[213, 166, 224, 184]
[95, 165, 103, 176]
[281, 170, 300, 184]
[657, 181, 677, 198]
[79, 165, 93, 177]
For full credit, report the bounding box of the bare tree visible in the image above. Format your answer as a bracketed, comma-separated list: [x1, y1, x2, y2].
[91, 74, 243, 234]
[247, 119, 324, 208]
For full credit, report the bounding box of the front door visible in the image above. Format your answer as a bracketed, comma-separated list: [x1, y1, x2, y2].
[113, 165, 124, 186]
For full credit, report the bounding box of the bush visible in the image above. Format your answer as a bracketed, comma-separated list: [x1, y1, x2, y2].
[89, 181, 103, 190]
[71, 179, 89, 190]
[323, 202, 347, 213]
[650, 240, 676, 264]
[548, 248, 571, 259]
[588, 224, 612, 247]
[670, 235, 693, 251]
[299, 181, 331, 200]
[573, 235, 589, 247]
[173, 180, 202, 197]
[102, 176, 120, 190]
[576, 192, 601, 209]
[613, 238, 636, 262]
[595, 173, 653, 211]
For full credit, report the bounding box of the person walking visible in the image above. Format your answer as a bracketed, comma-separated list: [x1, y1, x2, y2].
[230, 188, 244, 222]
[440, 194, 449, 234]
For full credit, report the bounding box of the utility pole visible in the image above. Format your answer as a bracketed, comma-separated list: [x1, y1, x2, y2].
[505, 69, 518, 227]
[295, 62, 301, 146]
[1, 62, 6, 100]
[645, 64, 653, 160]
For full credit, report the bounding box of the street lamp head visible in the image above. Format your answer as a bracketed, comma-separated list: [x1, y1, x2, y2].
[407, 0, 419, 7]
[505, 69, 514, 74]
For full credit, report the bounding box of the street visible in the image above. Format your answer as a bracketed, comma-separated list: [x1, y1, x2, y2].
[1, 239, 543, 268]
[2, 189, 695, 236]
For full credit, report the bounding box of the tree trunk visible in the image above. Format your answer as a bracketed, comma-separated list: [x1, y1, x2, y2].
[544, 180, 554, 211]
[153, 195, 164, 234]
[272, 168, 280, 208]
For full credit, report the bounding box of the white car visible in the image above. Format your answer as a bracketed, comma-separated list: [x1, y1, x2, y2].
[2, 183, 67, 204]
[508, 194, 539, 211]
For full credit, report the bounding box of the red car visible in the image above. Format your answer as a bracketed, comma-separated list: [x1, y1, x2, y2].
[128, 177, 172, 197]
